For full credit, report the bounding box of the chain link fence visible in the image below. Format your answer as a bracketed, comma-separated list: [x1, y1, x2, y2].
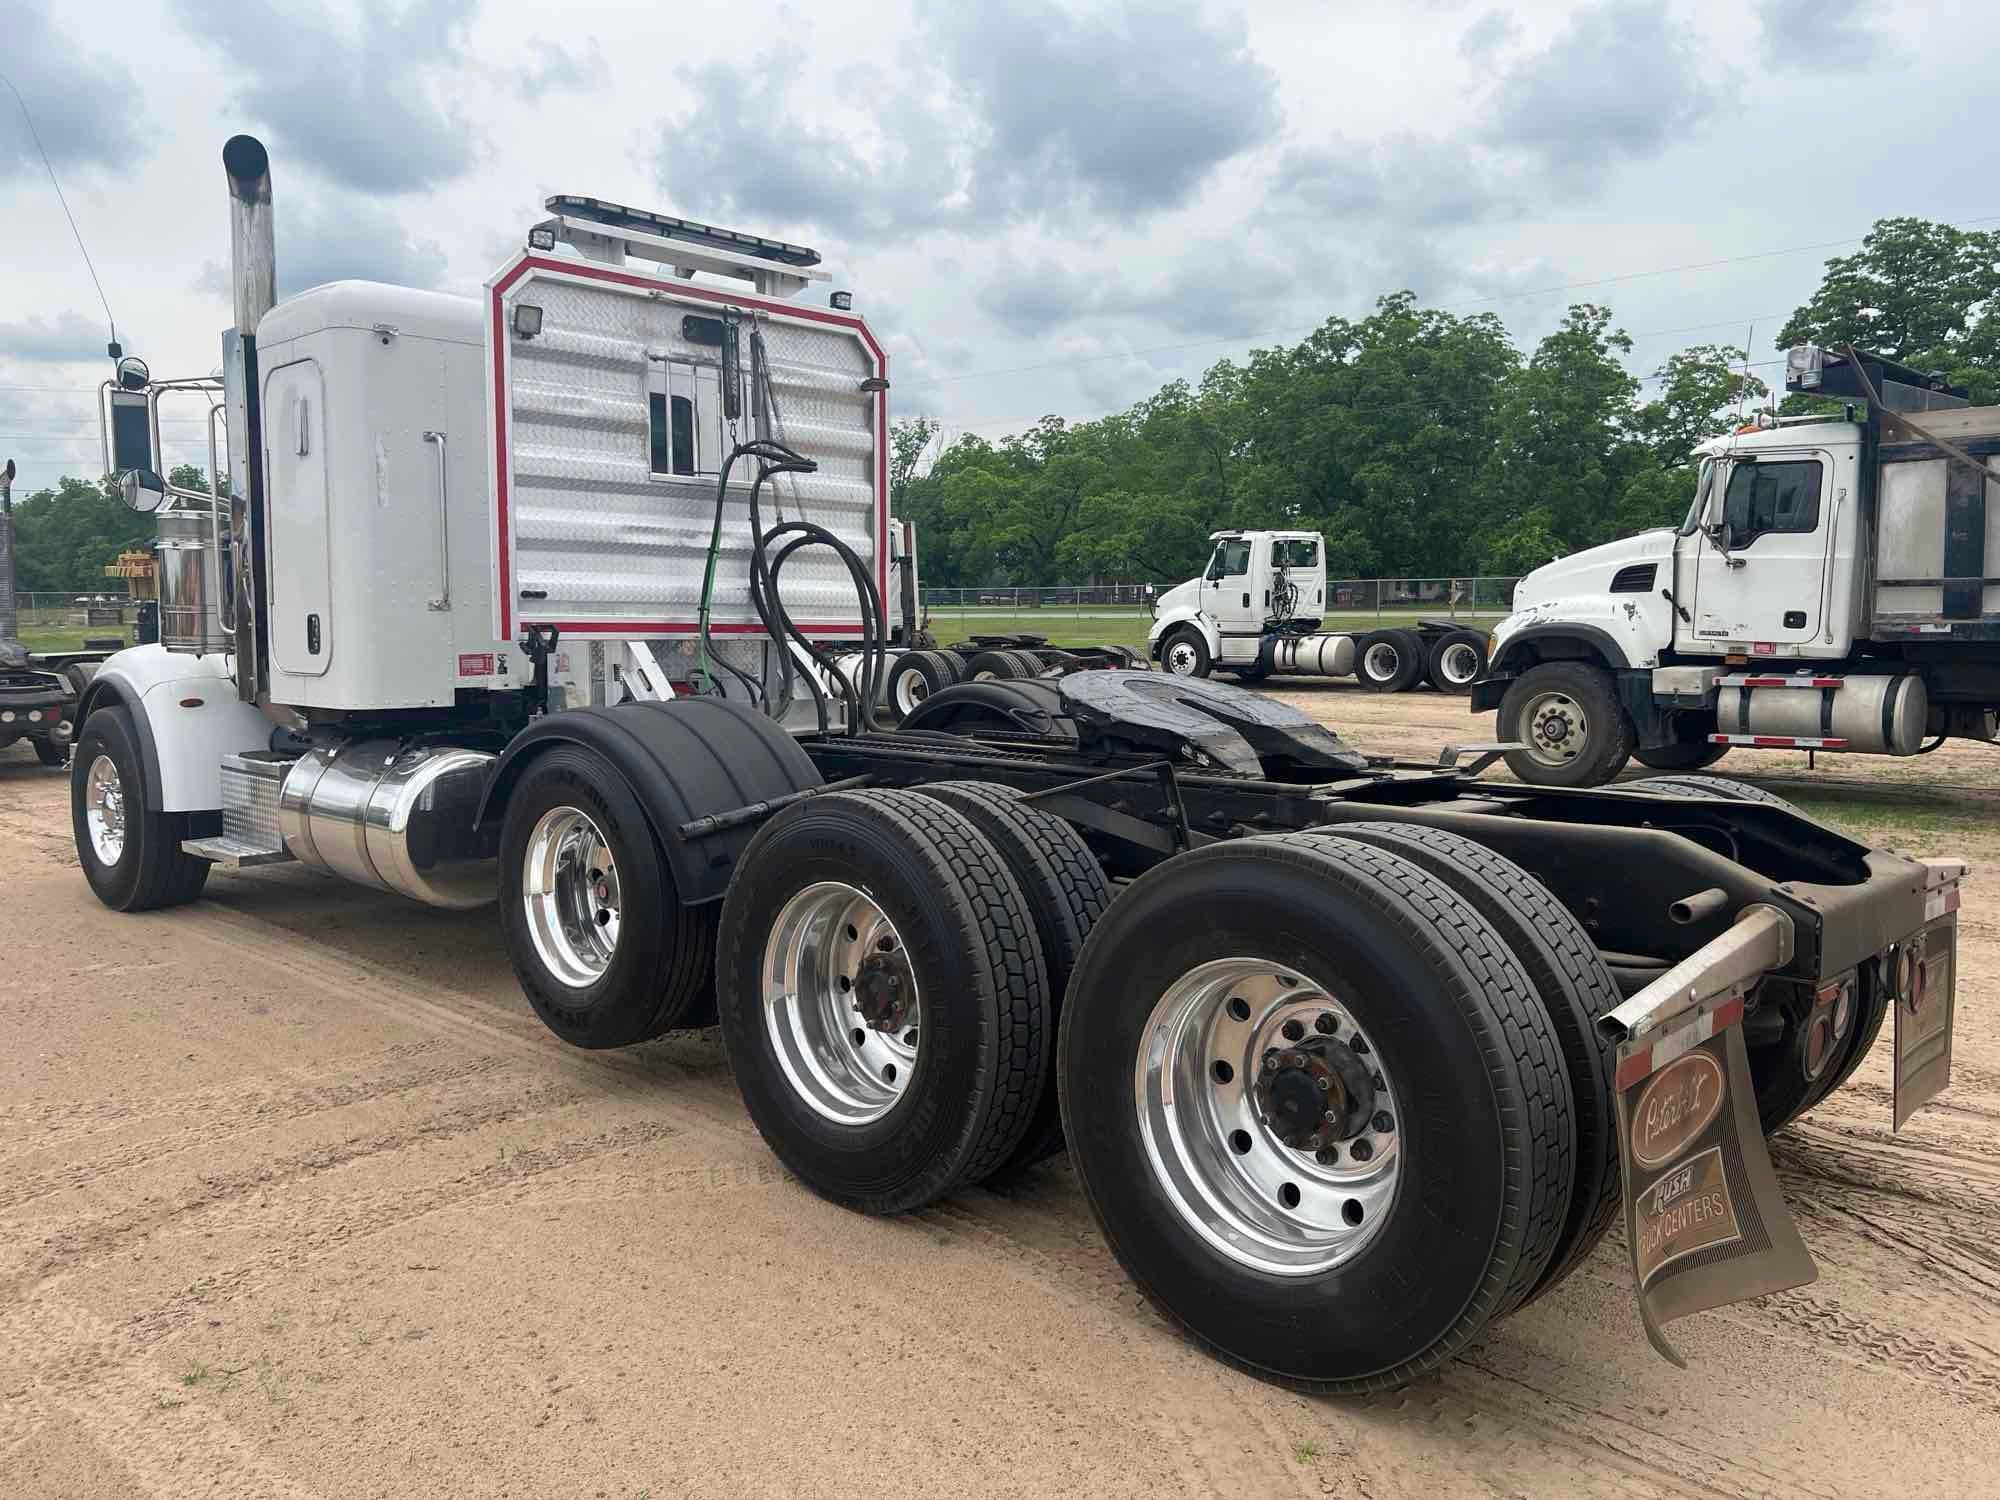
[917, 577, 1520, 633]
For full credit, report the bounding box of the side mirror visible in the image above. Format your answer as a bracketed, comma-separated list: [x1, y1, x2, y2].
[119, 468, 167, 514]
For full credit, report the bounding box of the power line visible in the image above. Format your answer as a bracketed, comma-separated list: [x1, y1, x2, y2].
[0, 69, 119, 352]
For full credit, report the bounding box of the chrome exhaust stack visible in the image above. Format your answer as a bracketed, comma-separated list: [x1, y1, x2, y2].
[223, 135, 275, 335]
[221, 135, 274, 703]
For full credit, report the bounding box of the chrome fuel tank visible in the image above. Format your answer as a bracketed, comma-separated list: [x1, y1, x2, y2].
[279, 741, 497, 908]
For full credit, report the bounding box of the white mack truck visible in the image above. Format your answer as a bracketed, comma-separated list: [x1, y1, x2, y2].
[73, 138, 1968, 1391]
[1145, 528, 1490, 691]
[1477, 345, 2000, 786]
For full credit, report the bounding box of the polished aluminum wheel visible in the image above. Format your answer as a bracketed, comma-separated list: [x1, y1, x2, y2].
[1437, 641, 1482, 687]
[762, 881, 919, 1124]
[84, 754, 127, 866]
[1520, 689, 1589, 767]
[1164, 637, 1201, 675]
[521, 806, 622, 988]
[1135, 958, 1401, 1276]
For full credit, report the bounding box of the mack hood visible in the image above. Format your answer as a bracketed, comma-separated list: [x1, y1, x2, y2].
[1510, 529, 1674, 612]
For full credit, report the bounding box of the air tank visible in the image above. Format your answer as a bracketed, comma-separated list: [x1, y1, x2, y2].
[1271, 634, 1357, 678]
[1716, 674, 1928, 755]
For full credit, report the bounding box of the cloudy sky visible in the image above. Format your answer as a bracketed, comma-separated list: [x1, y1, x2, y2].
[1, 0, 1990, 496]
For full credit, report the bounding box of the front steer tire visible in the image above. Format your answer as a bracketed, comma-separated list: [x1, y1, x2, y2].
[718, 789, 1051, 1214]
[72, 705, 210, 912]
[498, 746, 716, 1048]
[1498, 660, 1634, 787]
[1058, 834, 1573, 1393]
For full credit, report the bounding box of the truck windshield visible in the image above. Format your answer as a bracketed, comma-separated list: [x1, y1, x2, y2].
[1679, 458, 1714, 536]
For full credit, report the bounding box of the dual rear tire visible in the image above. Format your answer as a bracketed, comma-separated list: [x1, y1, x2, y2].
[715, 787, 1104, 1210]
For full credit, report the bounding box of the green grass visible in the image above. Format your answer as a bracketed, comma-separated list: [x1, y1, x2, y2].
[1788, 795, 1994, 841]
[922, 607, 1504, 653]
[15, 627, 120, 654]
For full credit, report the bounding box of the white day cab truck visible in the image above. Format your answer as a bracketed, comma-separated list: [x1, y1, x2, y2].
[1145, 529, 1491, 691]
[1477, 345, 2000, 786]
[75, 138, 1967, 1390]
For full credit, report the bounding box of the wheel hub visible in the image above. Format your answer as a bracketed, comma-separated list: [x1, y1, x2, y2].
[1254, 1035, 1376, 1150]
[853, 948, 917, 1032]
[84, 754, 127, 866]
[1522, 690, 1586, 763]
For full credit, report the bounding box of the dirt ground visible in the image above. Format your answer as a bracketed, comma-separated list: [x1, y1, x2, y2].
[4, 689, 1999, 1500]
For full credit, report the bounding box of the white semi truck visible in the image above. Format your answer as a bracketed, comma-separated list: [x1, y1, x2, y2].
[73, 138, 1967, 1391]
[1146, 528, 1490, 690]
[1477, 345, 2000, 786]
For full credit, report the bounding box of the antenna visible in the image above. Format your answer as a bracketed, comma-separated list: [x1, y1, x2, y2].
[0, 69, 120, 354]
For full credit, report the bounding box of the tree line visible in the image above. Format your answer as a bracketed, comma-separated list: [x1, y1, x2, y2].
[893, 217, 2000, 588]
[7, 219, 1996, 596]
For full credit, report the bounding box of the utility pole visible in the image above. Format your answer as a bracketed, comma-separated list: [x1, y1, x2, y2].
[0, 457, 17, 642]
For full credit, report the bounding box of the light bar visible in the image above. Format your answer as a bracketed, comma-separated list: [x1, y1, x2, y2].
[545, 195, 821, 268]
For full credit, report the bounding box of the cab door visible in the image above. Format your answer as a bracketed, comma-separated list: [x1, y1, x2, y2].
[264, 359, 332, 676]
[1201, 537, 1261, 663]
[1691, 452, 1831, 648]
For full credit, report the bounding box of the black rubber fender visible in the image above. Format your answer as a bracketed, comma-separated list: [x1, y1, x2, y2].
[897, 677, 1078, 741]
[475, 697, 821, 906]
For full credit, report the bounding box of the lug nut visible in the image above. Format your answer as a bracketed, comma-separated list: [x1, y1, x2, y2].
[1351, 1139, 1374, 1162]
[1350, 1036, 1369, 1055]
[1314, 1012, 1337, 1034]
[1316, 1146, 1339, 1165]
[1373, 1111, 1394, 1132]
[1263, 1051, 1279, 1071]
[1322, 1109, 1338, 1125]
[1371, 1071, 1385, 1090]
[1315, 1076, 1330, 1092]
[1281, 1019, 1305, 1041]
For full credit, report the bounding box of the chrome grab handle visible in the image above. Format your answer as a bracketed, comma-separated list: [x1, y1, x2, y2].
[209, 401, 236, 633]
[423, 430, 449, 611]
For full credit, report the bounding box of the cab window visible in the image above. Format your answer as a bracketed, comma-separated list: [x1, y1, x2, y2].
[1273, 539, 1318, 568]
[1722, 459, 1822, 545]
[1208, 540, 1252, 578]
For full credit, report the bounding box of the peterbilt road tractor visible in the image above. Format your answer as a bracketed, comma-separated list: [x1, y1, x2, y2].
[75, 137, 1967, 1391]
[1146, 528, 1490, 690]
[1478, 345, 2000, 785]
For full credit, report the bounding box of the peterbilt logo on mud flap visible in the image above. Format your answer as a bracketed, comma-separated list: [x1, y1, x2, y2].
[1630, 1050, 1725, 1168]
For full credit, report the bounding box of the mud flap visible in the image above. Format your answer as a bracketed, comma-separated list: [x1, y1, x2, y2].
[1614, 997, 1816, 1366]
[1893, 914, 1958, 1131]
[1600, 903, 1816, 1366]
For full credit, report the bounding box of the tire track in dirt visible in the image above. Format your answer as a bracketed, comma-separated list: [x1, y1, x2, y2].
[0, 1118, 679, 1406]
[0, 1077, 599, 1296]
[917, 1194, 1329, 1499]
[0, 1049, 515, 1211]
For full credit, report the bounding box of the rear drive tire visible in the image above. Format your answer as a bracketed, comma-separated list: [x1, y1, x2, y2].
[916, 781, 1111, 1176]
[718, 789, 1051, 1212]
[71, 705, 211, 911]
[1058, 834, 1572, 1392]
[1632, 739, 1729, 771]
[965, 649, 1029, 681]
[499, 746, 716, 1048]
[1357, 629, 1423, 692]
[1499, 661, 1633, 787]
[1160, 627, 1211, 678]
[1631, 772, 1801, 815]
[1313, 824, 1619, 1305]
[1425, 630, 1487, 694]
[34, 737, 68, 768]
[887, 650, 958, 718]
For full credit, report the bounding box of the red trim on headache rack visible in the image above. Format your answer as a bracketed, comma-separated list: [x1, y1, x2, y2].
[489, 254, 889, 644]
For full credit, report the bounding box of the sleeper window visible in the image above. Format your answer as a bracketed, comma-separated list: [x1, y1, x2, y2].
[647, 360, 721, 478]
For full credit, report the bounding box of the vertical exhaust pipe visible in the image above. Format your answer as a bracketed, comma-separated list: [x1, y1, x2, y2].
[223, 135, 276, 332]
[222, 135, 273, 703]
